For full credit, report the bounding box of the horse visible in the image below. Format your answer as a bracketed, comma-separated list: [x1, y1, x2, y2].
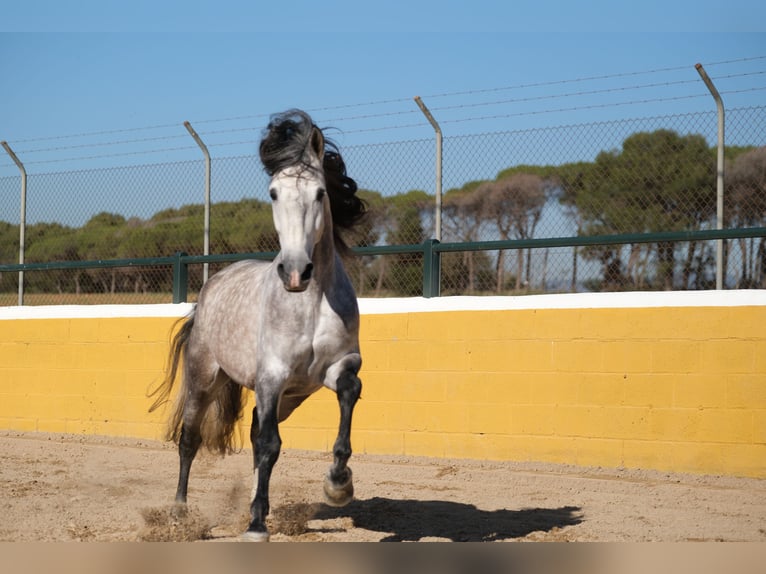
[149, 109, 366, 541]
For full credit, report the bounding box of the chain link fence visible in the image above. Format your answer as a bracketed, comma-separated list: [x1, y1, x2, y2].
[434, 106, 766, 294]
[1, 106, 765, 304]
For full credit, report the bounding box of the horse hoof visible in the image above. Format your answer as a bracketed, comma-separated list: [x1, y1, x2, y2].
[323, 468, 354, 507]
[171, 502, 188, 519]
[241, 529, 270, 542]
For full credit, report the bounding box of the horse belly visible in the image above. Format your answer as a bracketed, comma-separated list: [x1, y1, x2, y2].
[277, 377, 322, 422]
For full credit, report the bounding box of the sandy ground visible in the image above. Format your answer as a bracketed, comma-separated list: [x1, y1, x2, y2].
[0, 430, 764, 542]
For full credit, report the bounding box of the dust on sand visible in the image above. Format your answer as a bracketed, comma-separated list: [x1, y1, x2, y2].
[1, 431, 765, 542]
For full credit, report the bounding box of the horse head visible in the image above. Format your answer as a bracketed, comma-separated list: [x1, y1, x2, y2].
[261, 112, 330, 292]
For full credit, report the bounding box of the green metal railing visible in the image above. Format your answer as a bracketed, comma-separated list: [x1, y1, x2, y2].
[1, 227, 765, 303]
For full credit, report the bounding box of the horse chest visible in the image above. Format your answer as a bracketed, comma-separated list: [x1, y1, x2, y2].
[283, 317, 351, 376]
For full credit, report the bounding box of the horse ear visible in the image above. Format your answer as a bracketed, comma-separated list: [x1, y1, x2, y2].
[310, 126, 325, 160]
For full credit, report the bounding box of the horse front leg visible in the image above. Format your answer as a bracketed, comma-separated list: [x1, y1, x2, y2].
[243, 395, 281, 542]
[324, 369, 362, 507]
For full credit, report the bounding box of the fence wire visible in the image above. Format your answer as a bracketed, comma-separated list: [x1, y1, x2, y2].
[1, 106, 765, 304]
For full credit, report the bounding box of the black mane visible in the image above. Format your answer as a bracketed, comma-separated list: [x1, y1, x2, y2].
[259, 109, 317, 177]
[259, 109, 366, 252]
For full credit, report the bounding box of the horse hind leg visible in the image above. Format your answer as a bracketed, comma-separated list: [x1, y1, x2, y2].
[174, 367, 223, 505]
[174, 390, 210, 505]
[324, 369, 362, 507]
[175, 417, 203, 505]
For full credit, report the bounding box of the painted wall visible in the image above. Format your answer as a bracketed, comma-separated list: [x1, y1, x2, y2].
[1, 291, 764, 478]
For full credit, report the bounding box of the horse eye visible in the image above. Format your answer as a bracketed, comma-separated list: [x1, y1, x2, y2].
[269, 188, 277, 201]
[316, 188, 326, 201]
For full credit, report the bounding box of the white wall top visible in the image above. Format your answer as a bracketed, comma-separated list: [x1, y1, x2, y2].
[1, 290, 765, 320]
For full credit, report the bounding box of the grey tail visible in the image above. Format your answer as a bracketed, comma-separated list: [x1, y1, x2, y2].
[148, 310, 245, 455]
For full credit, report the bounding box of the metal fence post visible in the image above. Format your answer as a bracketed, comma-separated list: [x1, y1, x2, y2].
[172, 251, 189, 304]
[184, 121, 211, 284]
[695, 63, 725, 290]
[414, 97, 443, 242]
[414, 97, 443, 297]
[1, 141, 27, 305]
[422, 239, 441, 297]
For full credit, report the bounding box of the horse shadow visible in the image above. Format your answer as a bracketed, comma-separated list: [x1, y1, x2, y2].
[313, 497, 583, 542]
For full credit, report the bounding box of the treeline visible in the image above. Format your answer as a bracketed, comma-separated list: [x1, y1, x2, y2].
[1, 130, 765, 296]
[440, 131, 766, 292]
[0, 200, 280, 296]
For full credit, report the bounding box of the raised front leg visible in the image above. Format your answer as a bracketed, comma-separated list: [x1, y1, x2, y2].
[243, 397, 281, 541]
[324, 369, 362, 507]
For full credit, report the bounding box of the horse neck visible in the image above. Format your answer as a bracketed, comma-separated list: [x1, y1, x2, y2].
[311, 207, 339, 288]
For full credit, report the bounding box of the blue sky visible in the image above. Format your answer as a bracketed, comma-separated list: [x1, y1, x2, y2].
[0, 2, 765, 181]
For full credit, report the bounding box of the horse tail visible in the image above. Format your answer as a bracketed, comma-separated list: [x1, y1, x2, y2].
[199, 375, 245, 455]
[149, 310, 245, 455]
[148, 313, 194, 416]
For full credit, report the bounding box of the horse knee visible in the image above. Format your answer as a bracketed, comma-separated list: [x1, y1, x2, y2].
[336, 371, 361, 404]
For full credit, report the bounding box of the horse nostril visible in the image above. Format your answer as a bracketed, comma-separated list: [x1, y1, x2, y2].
[301, 263, 314, 281]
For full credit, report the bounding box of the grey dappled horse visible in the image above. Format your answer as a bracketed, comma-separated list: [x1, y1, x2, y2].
[150, 109, 366, 541]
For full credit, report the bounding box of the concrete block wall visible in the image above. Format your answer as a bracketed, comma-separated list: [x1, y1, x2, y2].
[1, 291, 764, 478]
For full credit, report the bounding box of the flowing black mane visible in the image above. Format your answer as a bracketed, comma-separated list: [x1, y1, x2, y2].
[259, 109, 366, 252]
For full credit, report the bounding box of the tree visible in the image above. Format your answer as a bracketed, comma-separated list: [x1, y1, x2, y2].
[25, 223, 78, 293]
[562, 130, 714, 290]
[345, 189, 384, 295]
[212, 199, 278, 254]
[0, 221, 18, 263]
[479, 173, 547, 291]
[442, 180, 490, 292]
[728, 146, 766, 287]
[0, 221, 19, 294]
[384, 190, 429, 295]
[77, 212, 127, 293]
[555, 161, 591, 291]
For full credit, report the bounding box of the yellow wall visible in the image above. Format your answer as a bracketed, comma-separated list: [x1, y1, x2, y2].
[1, 296, 764, 477]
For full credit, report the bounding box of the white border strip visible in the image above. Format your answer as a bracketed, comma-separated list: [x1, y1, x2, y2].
[0, 290, 764, 320]
[359, 289, 766, 314]
[0, 303, 195, 320]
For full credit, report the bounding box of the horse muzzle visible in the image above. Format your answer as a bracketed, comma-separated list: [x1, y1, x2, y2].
[277, 260, 314, 292]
